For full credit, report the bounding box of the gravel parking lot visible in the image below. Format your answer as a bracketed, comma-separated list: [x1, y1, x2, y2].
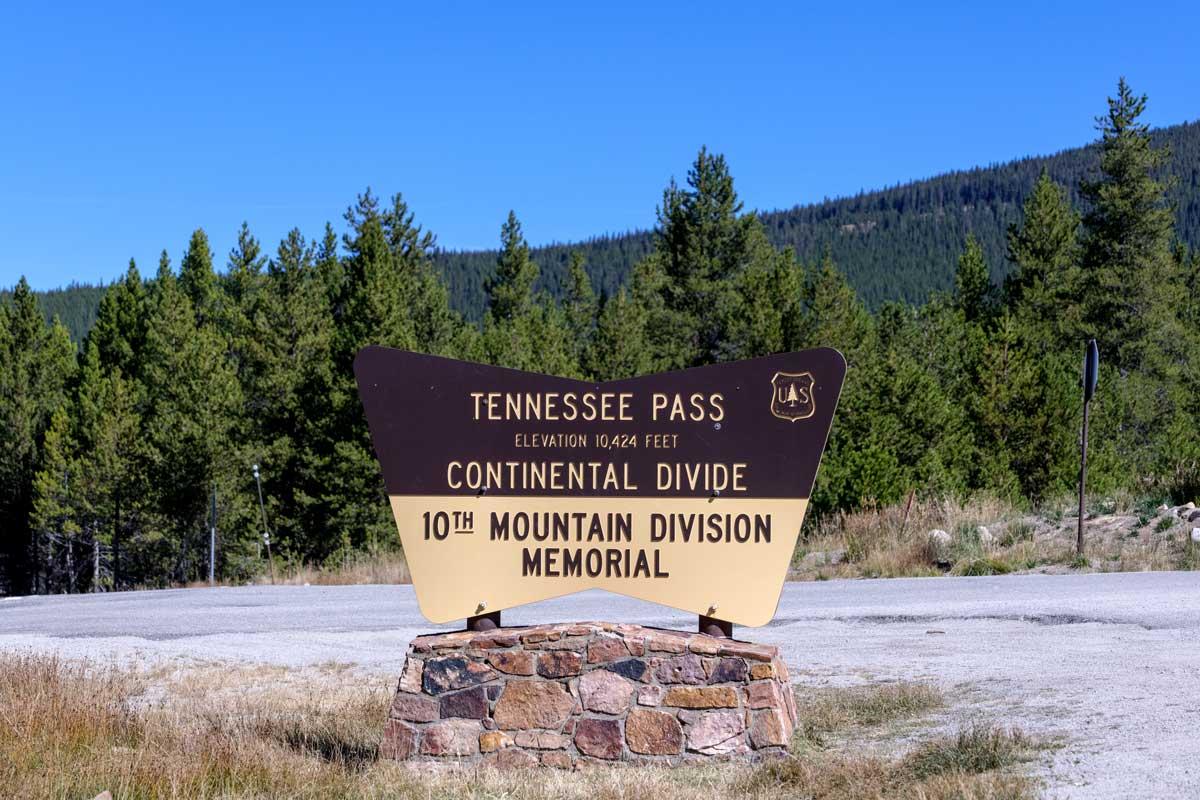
[3, 571, 1198, 798]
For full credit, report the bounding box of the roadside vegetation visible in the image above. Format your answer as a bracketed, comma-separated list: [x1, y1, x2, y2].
[0, 655, 1049, 800]
[792, 493, 1200, 580]
[219, 491, 1198, 588]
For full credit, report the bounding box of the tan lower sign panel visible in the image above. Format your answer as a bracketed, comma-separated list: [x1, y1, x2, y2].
[355, 348, 846, 626]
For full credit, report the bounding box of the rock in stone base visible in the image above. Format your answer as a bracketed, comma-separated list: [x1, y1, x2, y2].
[381, 621, 795, 768]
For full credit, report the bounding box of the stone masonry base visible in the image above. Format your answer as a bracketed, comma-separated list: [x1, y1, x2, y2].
[381, 622, 797, 768]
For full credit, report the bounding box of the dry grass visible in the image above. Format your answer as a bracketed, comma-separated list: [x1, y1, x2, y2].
[0, 655, 1044, 800]
[793, 494, 1198, 580]
[274, 548, 412, 586]
[746, 751, 1037, 800]
[796, 681, 945, 743]
[748, 710, 1041, 800]
[904, 725, 1038, 779]
[795, 682, 945, 745]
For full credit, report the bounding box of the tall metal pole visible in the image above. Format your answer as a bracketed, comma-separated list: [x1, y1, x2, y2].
[253, 464, 275, 584]
[1076, 399, 1090, 557]
[209, 483, 217, 586]
[92, 533, 100, 593]
[1077, 339, 1099, 559]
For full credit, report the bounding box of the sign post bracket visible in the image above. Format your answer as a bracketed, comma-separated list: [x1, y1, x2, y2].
[699, 614, 733, 638]
[467, 611, 501, 632]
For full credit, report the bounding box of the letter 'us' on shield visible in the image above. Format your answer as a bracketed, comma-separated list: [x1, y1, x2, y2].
[353, 347, 847, 627]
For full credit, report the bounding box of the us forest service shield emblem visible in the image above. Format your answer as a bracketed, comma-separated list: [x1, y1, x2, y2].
[770, 371, 816, 421]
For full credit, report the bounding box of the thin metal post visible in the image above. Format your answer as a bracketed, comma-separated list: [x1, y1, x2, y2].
[1077, 399, 1090, 557]
[1077, 339, 1099, 559]
[253, 464, 275, 584]
[92, 534, 100, 593]
[209, 483, 217, 586]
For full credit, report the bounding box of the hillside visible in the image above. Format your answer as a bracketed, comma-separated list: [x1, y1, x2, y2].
[0, 282, 107, 344]
[14, 119, 1200, 338]
[437, 119, 1200, 317]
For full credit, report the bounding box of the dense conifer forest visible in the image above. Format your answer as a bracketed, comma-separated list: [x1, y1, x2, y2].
[24, 119, 1200, 339]
[2, 81, 1197, 595]
[435, 119, 1200, 318]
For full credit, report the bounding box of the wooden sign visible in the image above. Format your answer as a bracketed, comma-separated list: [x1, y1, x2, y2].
[355, 348, 846, 626]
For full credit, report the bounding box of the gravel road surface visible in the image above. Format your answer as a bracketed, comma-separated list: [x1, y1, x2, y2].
[2, 571, 1198, 798]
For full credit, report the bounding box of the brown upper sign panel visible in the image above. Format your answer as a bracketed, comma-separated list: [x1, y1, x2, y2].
[354, 348, 846, 626]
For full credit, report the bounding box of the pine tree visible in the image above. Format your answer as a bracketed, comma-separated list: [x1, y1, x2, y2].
[29, 405, 80, 592]
[316, 222, 343, 312]
[564, 251, 597, 368]
[1005, 170, 1079, 347]
[972, 314, 1076, 500]
[587, 288, 653, 380]
[222, 222, 270, 422]
[1077, 78, 1184, 371]
[0, 279, 76, 593]
[1075, 79, 1197, 498]
[486, 212, 539, 323]
[180, 229, 219, 326]
[141, 260, 242, 584]
[88, 259, 148, 378]
[338, 190, 422, 359]
[954, 235, 994, 323]
[729, 255, 802, 359]
[639, 148, 780, 367]
[250, 228, 342, 562]
[798, 255, 875, 364]
[385, 194, 461, 358]
[74, 340, 145, 589]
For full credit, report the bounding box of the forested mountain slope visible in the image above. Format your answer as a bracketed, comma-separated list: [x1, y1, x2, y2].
[437, 120, 1200, 317]
[1, 283, 107, 344]
[18, 119, 1200, 337]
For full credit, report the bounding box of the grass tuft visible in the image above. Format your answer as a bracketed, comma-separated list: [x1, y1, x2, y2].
[953, 556, 1014, 577]
[795, 682, 944, 744]
[746, 722, 1042, 800]
[904, 724, 1039, 779]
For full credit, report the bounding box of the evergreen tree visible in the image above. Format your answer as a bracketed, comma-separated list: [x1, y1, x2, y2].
[223, 222, 270, 419]
[0, 279, 75, 594]
[73, 340, 145, 589]
[638, 148, 780, 366]
[1076, 79, 1197, 498]
[972, 314, 1076, 500]
[384, 195, 461, 358]
[316, 221, 344, 312]
[486, 212, 539, 323]
[331, 191, 449, 553]
[1005, 170, 1079, 346]
[179, 229, 219, 325]
[588, 288, 653, 380]
[564, 251, 597, 367]
[87, 259, 148, 378]
[1077, 79, 1184, 371]
[729, 253, 805, 359]
[141, 261, 242, 584]
[29, 405, 80, 592]
[954, 235, 994, 323]
[338, 190, 425, 359]
[250, 228, 342, 562]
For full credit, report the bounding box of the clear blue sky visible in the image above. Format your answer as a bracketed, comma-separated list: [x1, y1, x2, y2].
[2, 1, 1197, 290]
